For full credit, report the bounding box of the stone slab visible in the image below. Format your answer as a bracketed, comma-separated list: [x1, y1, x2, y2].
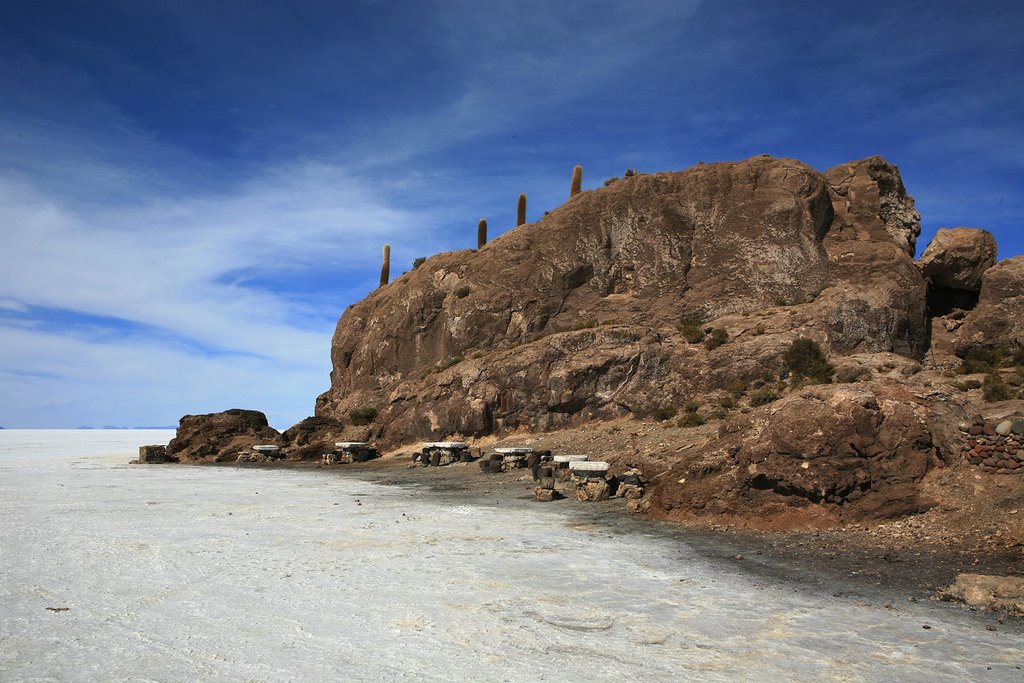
[494, 447, 534, 454]
[553, 454, 588, 463]
[253, 445, 280, 452]
[423, 441, 468, 449]
[335, 441, 369, 449]
[569, 461, 610, 473]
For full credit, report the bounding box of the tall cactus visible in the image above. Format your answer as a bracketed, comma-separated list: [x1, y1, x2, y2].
[516, 193, 527, 226]
[379, 243, 390, 288]
[570, 165, 582, 197]
[477, 218, 487, 249]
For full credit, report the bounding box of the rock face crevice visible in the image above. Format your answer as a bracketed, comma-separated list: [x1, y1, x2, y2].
[316, 155, 929, 448]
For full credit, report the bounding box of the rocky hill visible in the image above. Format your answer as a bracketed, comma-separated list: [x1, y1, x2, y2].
[160, 154, 1024, 531]
[316, 155, 929, 441]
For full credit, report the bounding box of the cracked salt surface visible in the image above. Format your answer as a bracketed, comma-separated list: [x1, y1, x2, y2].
[1, 431, 1021, 682]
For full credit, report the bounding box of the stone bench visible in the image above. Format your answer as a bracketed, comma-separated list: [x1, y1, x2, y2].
[418, 441, 472, 466]
[238, 445, 283, 463]
[323, 442, 380, 464]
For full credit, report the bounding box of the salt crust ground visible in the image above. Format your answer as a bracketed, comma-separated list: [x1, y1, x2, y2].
[1, 430, 1022, 682]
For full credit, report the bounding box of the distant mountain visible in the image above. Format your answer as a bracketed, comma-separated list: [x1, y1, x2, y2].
[76, 426, 95, 430]
[134, 425, 178, 430]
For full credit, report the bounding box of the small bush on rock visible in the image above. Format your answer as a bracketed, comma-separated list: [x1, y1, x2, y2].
[784, 337, 834, 384]
[680, 319, 706, 343]
[412, 257, 426, 269]
[704, 327, 728, 350]
[652, 406, 677, 421]
[349, 406, 379, 426]
[749, 388, 779, 407]
[676, 412, 705, 428]
[982, 373, 1014, 402]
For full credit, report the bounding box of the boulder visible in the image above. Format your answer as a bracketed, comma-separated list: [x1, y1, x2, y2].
[937, 573, 1024, 617]
[165, 409, 283, 463]
[955, 256, 1024, 355]
[648, 383, 959, 527]
[919, 228, 997, 292]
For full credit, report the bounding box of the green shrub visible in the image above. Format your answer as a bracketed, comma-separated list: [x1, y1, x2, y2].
[680, 319, 706, 343]
[604, 176, 619, 186]
[704, 327, 728, 350]
[682, 400, 700, 414]
[835, 366, 868, 384]
[784, 337, 834, 384]
[982, 373, 1014, 402]
[676, 412, 705, 428]
[653, 406, 677, 421]
[412, 257, 426, 269]
[749, 388, 779, 407]
[953, 379, 982, 391]
[725, 379, 749, 397]
[719, 394, 738, 410]
[348, 406, 379, 426]
[958, 347, 999, 374]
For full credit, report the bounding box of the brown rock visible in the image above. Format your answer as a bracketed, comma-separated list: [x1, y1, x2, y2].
[937, 573, 1024, 617]
[648, 384, 945, 526]
[280, 416, 347, 461]
[165, 409, 284, 463]
[919, 228, 997, 292]
[956, 256, 1024, 355]
[315, 156, 928, 447]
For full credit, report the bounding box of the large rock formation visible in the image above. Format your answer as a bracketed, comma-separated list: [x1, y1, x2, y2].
[316, 155, 928, 447]
[955, 256, 1024, 355]
[165, 409, 284, 463]
[919, 227, 997, 315]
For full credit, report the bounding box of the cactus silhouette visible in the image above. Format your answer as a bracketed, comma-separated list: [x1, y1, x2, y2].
[477, 218, 487, 249]
[570, 165, 582, 197]
[379, 244, 391, 288]
[517, 193, 527, 226]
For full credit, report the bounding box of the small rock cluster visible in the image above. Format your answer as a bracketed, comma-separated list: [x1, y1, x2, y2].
[322, 442, 380, 465]
[237, 445, 285, 463]
[413, 442, 475, 466]
[133, 445, 174, 464]
[960, 418, 1024, 473]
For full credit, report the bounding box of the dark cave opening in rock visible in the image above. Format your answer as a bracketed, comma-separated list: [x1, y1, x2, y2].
[926, 284, 979, 317]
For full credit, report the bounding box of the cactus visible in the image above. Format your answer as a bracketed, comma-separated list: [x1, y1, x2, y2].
[379, 243, 390, 288]
[477, 218, 487, 249]
[570, 165, 582, 197]
[517, 193, 527, 226]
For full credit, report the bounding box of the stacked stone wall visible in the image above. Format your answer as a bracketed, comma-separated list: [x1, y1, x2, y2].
[960, 418, 1024, 473]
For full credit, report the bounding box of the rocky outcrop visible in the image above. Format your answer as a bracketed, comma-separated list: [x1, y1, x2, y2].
[919, 228, 997, 292]
[165, 409, 284, 463]
[937, 573, 1024, 617]
[316, 155, 929, 448]
[647, 383, 965, 528]
[280, 416, 347, 461]
[955, 256, 1024, 355]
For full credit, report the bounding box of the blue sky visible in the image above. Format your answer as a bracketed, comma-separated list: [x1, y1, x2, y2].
[1, 1, 1022, 428]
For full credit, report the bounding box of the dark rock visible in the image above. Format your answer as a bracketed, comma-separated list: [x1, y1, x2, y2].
[165, 409, 283, 463]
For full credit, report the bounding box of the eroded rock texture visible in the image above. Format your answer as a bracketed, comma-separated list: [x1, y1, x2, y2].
[165, 409, 284, 463]
[316, 155, 927, 447]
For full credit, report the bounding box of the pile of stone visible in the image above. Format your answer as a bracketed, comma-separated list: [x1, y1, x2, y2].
[414, 441, 475, 466]
[569, 461, 613, 501]
[960, 418, 1024, 473]
[132, 445, 174, 464]
[237, 445, 284, 463]
[322, 442, 380, 465]
[534, 465, 559, 501]
[479, 447, 552, 473]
